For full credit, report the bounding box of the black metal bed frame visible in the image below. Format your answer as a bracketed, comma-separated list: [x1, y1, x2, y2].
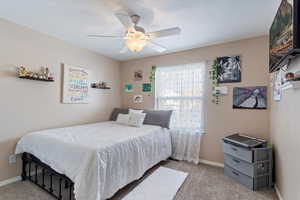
[22, 152, 74, 200]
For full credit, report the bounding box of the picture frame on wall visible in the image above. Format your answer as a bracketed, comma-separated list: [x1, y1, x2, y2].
[124, 84, 134, 92]
[217, 55, 241, 83]
[133, 95, 143, 103]
[233, 86, 267, 109]
[134, 70, 143, 81]
[62, 64, 90, 104]
[142, 83, 152, 92]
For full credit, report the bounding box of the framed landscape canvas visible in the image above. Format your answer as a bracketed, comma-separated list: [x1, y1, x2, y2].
[233, 86, 267, 109]
[217, 56, 241, 83]
[269, 0, 300, 72]
[62, 64, 90, 104]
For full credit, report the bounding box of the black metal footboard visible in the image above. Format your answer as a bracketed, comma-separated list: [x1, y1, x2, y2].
[22, 153, 74, 200]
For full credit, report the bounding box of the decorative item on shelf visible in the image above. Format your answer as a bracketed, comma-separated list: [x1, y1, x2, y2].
[209, 60, 220, 104]
[294, 71, 300, 81]
[17, 66, 54, 82]
[285, 72, 295, 81]
[213, 86, 228, 96]
[91, 81, 111, 89]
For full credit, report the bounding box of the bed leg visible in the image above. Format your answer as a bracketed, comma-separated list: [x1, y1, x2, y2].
[49, 173, 53, 194]
[69, 182, 74, 200]
[42, 168, 45, 187]
[59, 177, 63, 200]
[35, 164, 38, 183]
[65, 179, 69, 188]
[21, 153, 27, 181]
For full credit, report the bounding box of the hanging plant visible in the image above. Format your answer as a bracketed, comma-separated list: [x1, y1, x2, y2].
[209, 60, 220, 104]
[149, 65, 156, 83]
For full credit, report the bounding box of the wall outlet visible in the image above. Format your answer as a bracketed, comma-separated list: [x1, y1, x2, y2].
[8, 154, 16, 164]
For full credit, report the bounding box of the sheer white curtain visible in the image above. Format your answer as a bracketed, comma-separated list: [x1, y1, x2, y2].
[155, 62, 207, 164]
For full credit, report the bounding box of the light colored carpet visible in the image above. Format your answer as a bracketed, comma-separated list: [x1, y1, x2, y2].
[123, 167, 187, 200]
[0, 160, 278, 200]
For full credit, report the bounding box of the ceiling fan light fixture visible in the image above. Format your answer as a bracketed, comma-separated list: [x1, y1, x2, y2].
[126, 29, 148, 52]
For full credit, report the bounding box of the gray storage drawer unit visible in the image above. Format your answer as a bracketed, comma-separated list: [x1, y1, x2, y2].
[222, 134, 273, 190]
[224, 165, 271, 190]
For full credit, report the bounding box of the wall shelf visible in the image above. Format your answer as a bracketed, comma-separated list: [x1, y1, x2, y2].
[281, 81, 300, 91]
[91, 86, 111, 90]
[19, 76, 54, 82]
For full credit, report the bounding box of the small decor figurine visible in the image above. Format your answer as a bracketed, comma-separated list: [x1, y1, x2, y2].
[91, 81, 110, 89]
[17, 66, 28, 77]
[17, 66, 54, 81]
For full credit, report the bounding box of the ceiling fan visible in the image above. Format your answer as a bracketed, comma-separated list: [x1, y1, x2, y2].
[88, 13, 181, 53]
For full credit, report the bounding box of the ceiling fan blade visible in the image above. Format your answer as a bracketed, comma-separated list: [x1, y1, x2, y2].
[146, 41, 167, 53]
[120, 46, 129, 54]
[115, 13, 133, 30]
[148, 27, 181, 38]
[88, 35, 124, 39]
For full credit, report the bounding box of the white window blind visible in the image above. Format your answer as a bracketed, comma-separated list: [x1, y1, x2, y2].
[155, 62, 206, 134]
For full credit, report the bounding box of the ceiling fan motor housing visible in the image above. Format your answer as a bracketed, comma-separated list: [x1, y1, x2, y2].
[131, 14, 140, 25]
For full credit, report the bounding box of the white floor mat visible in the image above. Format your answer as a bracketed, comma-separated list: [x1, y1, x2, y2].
[122, 167, 188, 200]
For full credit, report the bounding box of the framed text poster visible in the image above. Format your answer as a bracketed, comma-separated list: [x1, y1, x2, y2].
[62, 64, 90, 104]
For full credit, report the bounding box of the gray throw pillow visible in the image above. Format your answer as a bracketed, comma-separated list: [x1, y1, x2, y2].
[110, 108, 129, 121]
[142, 110, 173, 129]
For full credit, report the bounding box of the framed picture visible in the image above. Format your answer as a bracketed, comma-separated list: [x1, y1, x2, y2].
[233, 86, 267, 109]
[124, 84, 134, 92]
[62, 64, 90, 104]
[142, 83, 152, 92]
[217, 55, 241, 83]
[134, 70, 143, 81]
[133, 95, 143, 103]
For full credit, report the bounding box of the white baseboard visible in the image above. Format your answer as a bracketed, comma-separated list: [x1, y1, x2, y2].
[199, 159, 224, 168]
[275, 185, 284, 200]
[0, 176, 21, 187]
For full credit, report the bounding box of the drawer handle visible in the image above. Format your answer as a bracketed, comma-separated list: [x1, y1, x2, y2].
[232, 171, 239, 176]
[231, 147, 238, 151]
[232, 158, 240, 163]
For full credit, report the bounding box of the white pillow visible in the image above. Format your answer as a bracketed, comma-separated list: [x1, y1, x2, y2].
[128, 112, 146, 127]
[116, 114, 130, 125]
[129, 109, 143, 115]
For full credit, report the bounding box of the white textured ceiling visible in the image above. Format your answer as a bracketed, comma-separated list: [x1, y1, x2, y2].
[0, 0, 281, 61]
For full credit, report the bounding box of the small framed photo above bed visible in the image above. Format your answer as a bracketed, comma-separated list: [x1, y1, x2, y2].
[62, 64, 90, 104]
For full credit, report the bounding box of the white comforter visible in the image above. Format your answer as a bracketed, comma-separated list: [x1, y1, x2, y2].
[15, 121, 172, 200]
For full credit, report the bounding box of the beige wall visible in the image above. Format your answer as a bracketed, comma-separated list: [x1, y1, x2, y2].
[120, 36, 270, 163]
[270, 58, 300, 200]
[0, 19, 121, 181]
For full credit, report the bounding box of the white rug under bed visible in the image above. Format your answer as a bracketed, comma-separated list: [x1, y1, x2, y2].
[123, 167, 188, 200]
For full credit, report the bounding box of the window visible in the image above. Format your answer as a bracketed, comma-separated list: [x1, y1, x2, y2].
[155, 62, 206, 134]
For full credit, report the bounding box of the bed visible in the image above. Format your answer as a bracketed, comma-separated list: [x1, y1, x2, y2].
[15, 120, 172, 200]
